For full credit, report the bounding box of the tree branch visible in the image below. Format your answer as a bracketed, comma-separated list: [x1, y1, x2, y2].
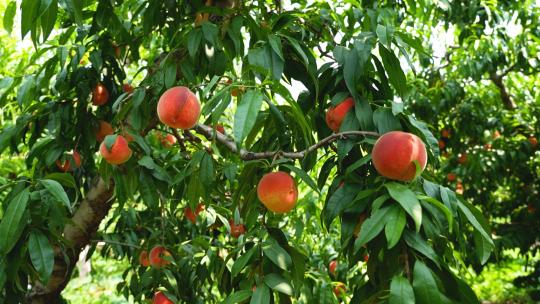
[193, 123, 378, 160]
[489, 71, 517, 110]
[27, 178, 114, 303]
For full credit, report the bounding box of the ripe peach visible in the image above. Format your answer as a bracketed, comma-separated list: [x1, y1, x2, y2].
[484, 143, 492, 151]
[257, 172, 298, 213]
[438, 139, 446, 149]
[122, 83, 134, 93]
[215, 124, 225, 134]
[184, 204, 205, 224]
[371, 131, 427, 181]
[364, 255, 369, 262]
[325, 97, 355, 133]
[92, 83, 109, 106]
[99, 135, 132, 165]
[529, 136, 538, 147]
[95, 121, 114, 142]
[229, 220, 246, 238]
[441, 129, 450, 138]
[493, 130, 501, 139]
[56, 150, 82, 172]
[161, 134, 177, 147]
[157, 86, 201, 129]
[153, 291, 173, 304]
[447, 173, 456, 182]
[149, 246, 172, 269]
[329, 260, 337, 276]
[456, 181, 464, 195]
[458, 153, 468, 164]
[333, 282, 346, 297]
[139, 250, 150, 267]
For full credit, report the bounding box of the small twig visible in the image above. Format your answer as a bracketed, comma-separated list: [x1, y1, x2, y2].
[193, 123, 378, 160]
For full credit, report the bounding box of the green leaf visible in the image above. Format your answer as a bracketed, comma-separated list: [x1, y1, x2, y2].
[268, 35, 284, 60]
[132, 88, 146, 108]
[264, 273, 293, 295]
[222, 290, 252, 304]
[385, 205, 406, 249]
[404, 231, 440, 268]
[282, 165, 319, 194]
[250, 284, 270, 304]
[0, 188, 29, 254]
[21, 0, 40, 38]
[188, 28, 203, 58]
[373, 107, 402, 134]
[231, 246, 257, 278]
[343, 48, 359, 97]
[199, 152, 214, 187]
[376, 24, 394, 47]
[389, 276, 415, 304]
[457, 200, 494, 247]
[28, 231, 54, 284]
[323, 183, 357, 228]
[139, 171, 159, 208]
[413, 261, 452, 304]
[473, 230, 492, 264]
[407, 115, 439, 158]
[379, 44, 407, 97]
[43, 173, 77, 189]
[3, 1, 16, 33]
[233, 90, 264, 148]
[66, 0, 83, 25]
[354, 206, 393, 252]
[41, 179, 71, 213]
[417, 195, 453, 233]
[384, 182, 422, 232]
[164, 61, 177, 88]
[40, 0, 57, 42]
[262, 241, 292, 271]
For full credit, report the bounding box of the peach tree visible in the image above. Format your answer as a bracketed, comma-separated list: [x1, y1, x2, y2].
[0, 0, 494, 303]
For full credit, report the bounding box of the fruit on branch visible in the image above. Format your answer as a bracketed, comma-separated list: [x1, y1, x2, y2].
[333, 282, 346, 297]
[95, 120, 114, 142]
[139, 250, 150, 267]
[458, 152, 468, 164]
[257, 172, 298, 213]
[229, 219, 246, 238]
[493, 130, 501, 139]
[122, 83, 134, 93]
[113, 44, 122, 59]
[325, 97, 355, 133]
[92, 83, 109, 106]
[456, 181, 464, 195]
[99, 135, 132, 165]
[157, 86, 201, 129]
[329, 260, 337, 276]
[529, 136, 538, 147]
[447, 173, 456, 182]
[56, 150, 81, 172]
[441, 129, 450, 138]
[484, 143, 492, 150]
[161, 134, 177, 147]
[153, 291, 174, 304]
[149, 246, 172, 269]
[364, 255, 369, 262]
[438, 139, 446, 149]
[184, 204, 205, 224]
[371, 131, 427, 181]
[215, 124, 225, 134]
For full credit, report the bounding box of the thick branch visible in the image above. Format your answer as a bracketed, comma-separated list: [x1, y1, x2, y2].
[193, 123, 378, 160]
[489, 71, 516, 110]
[28, 178, 114, 303]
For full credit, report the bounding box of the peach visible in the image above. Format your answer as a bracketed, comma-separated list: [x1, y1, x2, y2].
[456, 181, 464, 195]
[161, 134, 177, 147]
[122, 83, 134, 93]
[92, 83, 109, 106]
[371, 131, 427, 181]
[458, 153, 467, 164]
[528, 204, 536, 214]
[99, 135, 132, 165]
[493, 130, 501, 139]
[329, 260, 337, 276]
[95, 121, 114, 142]
[257, 172, 298, 213]
[215, 124, 225, 134]
[438, 139, 446, 149]
[149, 246, 172, 269]
[441, 129, 450, 138]
[484, 143, 492, 151]
[56, 150, 82, 172]
[529, 136, 538, 147]
[447, 173, 456, 182]
[325, 97, 355, 133]
[139, 250, 150, 267]
[153, 291, 173, 304]
[229, 220, 246, 238]
[333, 282, 346, 297]
[157, 86, 201, 129]
[184, 204, 205, 224]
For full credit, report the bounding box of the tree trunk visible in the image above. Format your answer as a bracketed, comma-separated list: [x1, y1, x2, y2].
[26, 178, 114, 303]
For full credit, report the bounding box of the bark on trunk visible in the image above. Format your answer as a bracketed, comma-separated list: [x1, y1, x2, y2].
[489, 72, 517, 110]
[26, 178, 114, 303]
